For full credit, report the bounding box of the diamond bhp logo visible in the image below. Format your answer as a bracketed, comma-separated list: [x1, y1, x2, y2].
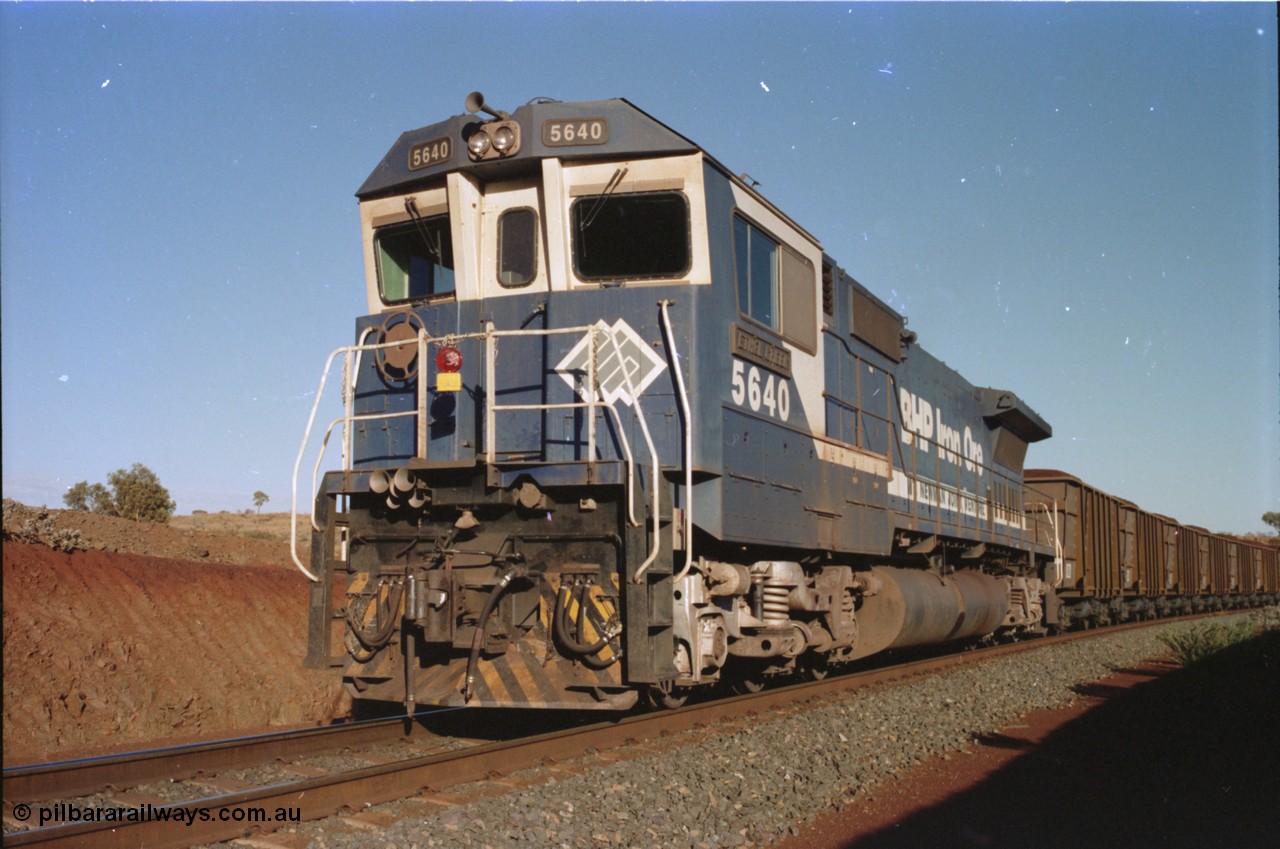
[555, 319, 667, 407]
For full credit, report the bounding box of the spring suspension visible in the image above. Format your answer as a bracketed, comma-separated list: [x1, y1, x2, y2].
[760, 583, 790, 624]
[841, 587, 856, 618]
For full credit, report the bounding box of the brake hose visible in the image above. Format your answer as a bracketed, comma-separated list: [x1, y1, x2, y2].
[344, 581, 406, 651]
[461, 567, 519, 704]
[554, 583, 618, 663]
[574, 584, 620, 670]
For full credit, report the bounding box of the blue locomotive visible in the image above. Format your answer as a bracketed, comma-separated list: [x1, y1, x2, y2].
[294, 92, 1079, 711]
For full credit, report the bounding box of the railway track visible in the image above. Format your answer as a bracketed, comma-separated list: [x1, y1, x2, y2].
[0, 612, 1239, 849]
[4, 715, 421, 803]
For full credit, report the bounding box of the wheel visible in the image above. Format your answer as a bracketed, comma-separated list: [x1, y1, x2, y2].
[647, 684, 688, 710]
[729, 662, 769, 695]
[801, 657, 830, 681]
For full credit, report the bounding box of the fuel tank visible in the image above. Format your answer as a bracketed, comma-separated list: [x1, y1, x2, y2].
[852, 566, 1009, 659]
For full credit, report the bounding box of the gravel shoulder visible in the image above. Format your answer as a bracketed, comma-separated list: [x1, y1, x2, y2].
[781, 626, 1280, 849]
[289, 618, 1276, 849]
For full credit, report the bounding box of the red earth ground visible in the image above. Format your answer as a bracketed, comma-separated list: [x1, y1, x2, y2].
[2, 502, 348, 764]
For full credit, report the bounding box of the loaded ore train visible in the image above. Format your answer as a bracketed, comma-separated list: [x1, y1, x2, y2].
[293, 93, 1279, 712]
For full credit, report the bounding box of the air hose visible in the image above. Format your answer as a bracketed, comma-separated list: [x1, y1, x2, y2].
[553, 583, 620, 668]
[461, 567, 520, 704]
[344, 580, 406, 653]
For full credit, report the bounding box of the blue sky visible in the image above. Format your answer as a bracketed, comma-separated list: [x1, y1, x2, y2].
[2, 2, 1276, 534]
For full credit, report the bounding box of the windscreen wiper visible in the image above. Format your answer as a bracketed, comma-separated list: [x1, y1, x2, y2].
[579, 166, 628, 231]
[404, 197, 444, 264]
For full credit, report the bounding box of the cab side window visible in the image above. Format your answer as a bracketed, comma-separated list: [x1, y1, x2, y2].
[733, 214, 816, 353]
[734, 216, 777, 327]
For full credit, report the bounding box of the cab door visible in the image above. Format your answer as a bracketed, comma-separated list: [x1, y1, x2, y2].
[478, 180, 549, 460]
[479, 180, 548, 299]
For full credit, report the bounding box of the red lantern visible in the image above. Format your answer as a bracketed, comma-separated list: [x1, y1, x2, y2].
[435, 346, 462, 373]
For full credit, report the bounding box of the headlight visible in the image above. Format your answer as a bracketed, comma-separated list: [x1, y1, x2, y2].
[492, 125, 516, 153]
[465, 120, 520, 161]
[467, 131, 492, 157]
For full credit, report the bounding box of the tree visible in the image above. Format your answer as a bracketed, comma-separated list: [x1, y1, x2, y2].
[61, 463, 176, 523]
[1263, 512, 1280, 534]
[62, 481, 90, 511]
[253, 491, 269, 514]
[64, 481, 111, 513]
[107, 464, 176, 523]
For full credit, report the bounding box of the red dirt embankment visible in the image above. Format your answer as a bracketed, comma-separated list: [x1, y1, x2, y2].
[2, 522, 348, 763]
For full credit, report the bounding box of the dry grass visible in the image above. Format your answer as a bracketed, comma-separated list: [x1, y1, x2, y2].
[170, 511, 309, 544]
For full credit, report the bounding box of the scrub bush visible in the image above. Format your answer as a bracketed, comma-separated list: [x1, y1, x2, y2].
[1158, 619, 1255, 666]
[63, 463, 176, 523]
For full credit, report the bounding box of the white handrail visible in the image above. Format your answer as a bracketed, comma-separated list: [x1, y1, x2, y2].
[484, 321, 497, 463]
[1028, 500, 1064, 587]
[310, 410, 420, 531]
[343, 327, 375, 476]
[290, 346, 353, 580]
[587, 325, 597, 463]
[291, 320, 663, 583]
[416, 330, 428, 459]
[597, 323, 661, 583]
[289, 330, 402, 581]
[660, 300, 694, 582]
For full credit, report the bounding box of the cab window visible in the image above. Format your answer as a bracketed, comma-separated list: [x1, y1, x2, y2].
[734, 216, 777, 327]
[571, 191, 690, 281]
[498, 208, 537, 288]
[733, 215, 816, 352]
[375, 216, 455, 302]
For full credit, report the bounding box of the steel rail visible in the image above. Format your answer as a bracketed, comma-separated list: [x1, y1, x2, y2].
[2, 716, 416, 803]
